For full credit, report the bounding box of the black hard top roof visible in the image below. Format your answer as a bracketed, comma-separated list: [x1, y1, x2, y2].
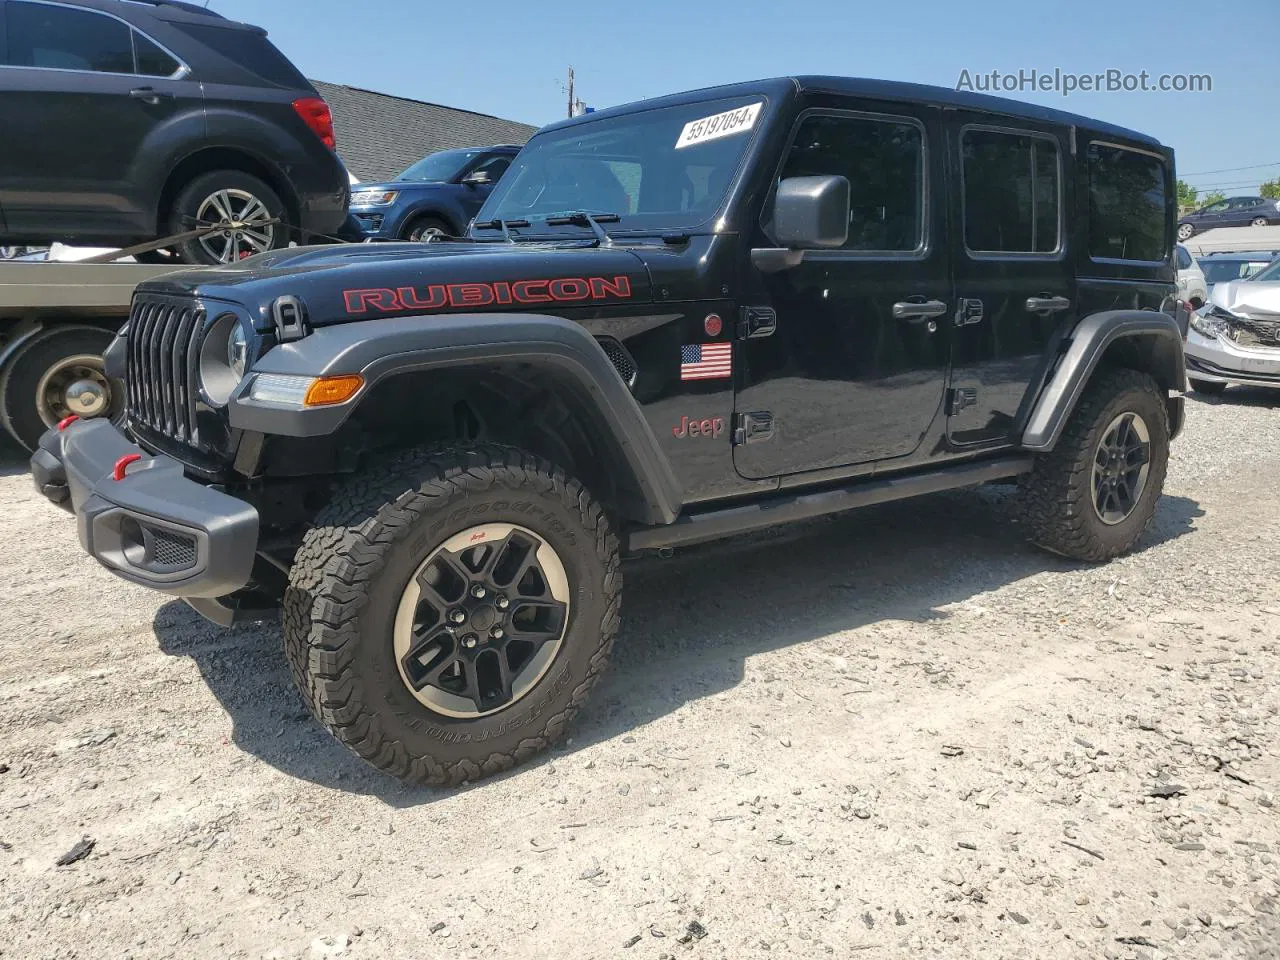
[542, 75, 1162, 148]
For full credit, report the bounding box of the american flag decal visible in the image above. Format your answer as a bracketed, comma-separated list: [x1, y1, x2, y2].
[680, 342, 732, 381]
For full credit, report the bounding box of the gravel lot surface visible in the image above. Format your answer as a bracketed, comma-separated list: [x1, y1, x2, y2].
[1, 388, 1278, 960]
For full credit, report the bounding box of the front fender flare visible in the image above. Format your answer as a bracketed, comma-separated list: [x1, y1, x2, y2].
[1021, 310, 1185, 452]
[229, 312, 683, 525]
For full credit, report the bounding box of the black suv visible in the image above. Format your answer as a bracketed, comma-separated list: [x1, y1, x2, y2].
[34, 76, 1186, 785]
[0, 0, 349, 263]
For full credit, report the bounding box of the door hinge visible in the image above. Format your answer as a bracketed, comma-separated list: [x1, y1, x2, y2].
[271, 295, 309, 343]
[954, 298, 984, 327]
[946, 387, 978, 416]
[733, 411, 775, 445]
[737, 306, 777, 340]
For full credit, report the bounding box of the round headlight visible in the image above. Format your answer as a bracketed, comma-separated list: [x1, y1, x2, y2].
[227, 323, 248, 378]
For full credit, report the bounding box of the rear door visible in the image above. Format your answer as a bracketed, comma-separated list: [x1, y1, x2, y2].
[0, 0, 199, 237]
[733, 99, 950, 479]
[946, 116, 1073, 446]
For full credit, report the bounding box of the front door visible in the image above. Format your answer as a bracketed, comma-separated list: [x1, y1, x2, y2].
[733, 101, 950, 479]
[0, 0, 197, 237]
[946, 117, 1074, 446]
[457, 153, 512, 220]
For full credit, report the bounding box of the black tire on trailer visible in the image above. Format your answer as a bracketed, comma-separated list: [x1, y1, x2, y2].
[167, 170, 289, 265]
[1016, 368, 1170, 562]
[1189, 378, 1227, 395]
[0, 325, 119, 451]
[283, 443, 622, 786]
[402, 215, 452, 242]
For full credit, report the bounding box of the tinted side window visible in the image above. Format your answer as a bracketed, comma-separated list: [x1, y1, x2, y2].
[1175, 245, 1192, 269]
[6, 1, 133, 73]
[170, 22, 308, 89]
[472, 155, 512, 181]
[962, 129, 1060, 254]
[133, 31, 180, 77]
[1087, 144, 1169, 262]
[778, 113, 925, 252]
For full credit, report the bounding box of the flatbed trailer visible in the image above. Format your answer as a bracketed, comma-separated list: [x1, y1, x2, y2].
[0, 260, 187, 450]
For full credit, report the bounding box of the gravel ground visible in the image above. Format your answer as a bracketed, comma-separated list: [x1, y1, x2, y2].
[1, 388, 1278, 960]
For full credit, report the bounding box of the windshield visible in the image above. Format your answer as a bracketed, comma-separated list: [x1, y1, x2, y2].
[1202, 257, 1276, 284]
[1249, 256, 1280, 282]
[397, 149, 483, 183]
[474, 96, 767, 235]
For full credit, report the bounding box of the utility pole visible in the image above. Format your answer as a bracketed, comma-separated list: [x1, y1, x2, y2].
[567, 66, 574, 120]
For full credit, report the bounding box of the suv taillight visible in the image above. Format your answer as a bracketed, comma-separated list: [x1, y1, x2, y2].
[292, 97, 335, 150]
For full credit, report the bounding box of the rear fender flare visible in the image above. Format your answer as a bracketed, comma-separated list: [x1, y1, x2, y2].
[229, 312, 683, 524]
[1020, 309, 1186, 452]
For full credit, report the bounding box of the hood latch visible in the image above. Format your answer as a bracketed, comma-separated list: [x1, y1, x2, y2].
[271, 295, 309, 343]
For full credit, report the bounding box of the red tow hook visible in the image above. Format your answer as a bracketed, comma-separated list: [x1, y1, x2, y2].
[112, 453, 143, 481]
[57, 415, 79, 431]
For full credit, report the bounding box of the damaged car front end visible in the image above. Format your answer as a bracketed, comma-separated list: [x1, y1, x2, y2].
[1185, 275, 1280, 393]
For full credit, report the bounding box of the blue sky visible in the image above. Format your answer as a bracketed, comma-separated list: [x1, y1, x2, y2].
[207, 0, 1279, 199]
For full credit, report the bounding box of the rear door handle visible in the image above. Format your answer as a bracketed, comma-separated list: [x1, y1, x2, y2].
[1025, 295, 1071, 313]
[130, 87, 173, 104]
[892, 299, 948, 322]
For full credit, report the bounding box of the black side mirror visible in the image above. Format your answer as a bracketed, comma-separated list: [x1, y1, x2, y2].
[461, 169, 492, 186]
[752, 175, 850, 272]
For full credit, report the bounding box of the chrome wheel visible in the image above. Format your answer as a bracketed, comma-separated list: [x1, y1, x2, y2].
[1091, 412, 1151, 525]
[195, 188, 276, 263]
[1176, 223, 1194, 241]
[393, 523, 571, 718]
[1251, 217, 1269, 227]
[34, 354, 114, 426]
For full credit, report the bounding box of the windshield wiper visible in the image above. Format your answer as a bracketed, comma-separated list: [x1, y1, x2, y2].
[471, 217, 531, 242]
[544, 211, 620, 246]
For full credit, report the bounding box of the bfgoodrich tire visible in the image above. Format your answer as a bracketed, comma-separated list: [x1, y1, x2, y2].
[1017, 368, 1170, 562]
[283, 444, 621, 786]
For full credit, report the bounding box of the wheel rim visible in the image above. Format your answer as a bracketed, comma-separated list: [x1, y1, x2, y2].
[393, 523, 571, 718]
[1090, 412, 1152, 525]
[34, 354, 115, 426]
[1178, 224, 1193, 240]
[195, 188, 275, 263]
[412, 225, 447, 242]
[1252, 218, 1268, 226]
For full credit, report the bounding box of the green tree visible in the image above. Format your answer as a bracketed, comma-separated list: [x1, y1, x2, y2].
[1203, 190, 1228, 206]
[1261, 179, 1280, 200]
[1177, 179, 1198, 208]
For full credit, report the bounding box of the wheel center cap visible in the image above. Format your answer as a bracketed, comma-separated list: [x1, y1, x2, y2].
[65, 379, 107, 416]
[469, 604, 497, 632]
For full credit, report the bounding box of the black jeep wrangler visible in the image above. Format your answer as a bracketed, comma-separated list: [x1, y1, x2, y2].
[33, 77, 1186, 785]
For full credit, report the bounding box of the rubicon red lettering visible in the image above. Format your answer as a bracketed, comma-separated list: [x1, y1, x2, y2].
[343, 275, 632, 315]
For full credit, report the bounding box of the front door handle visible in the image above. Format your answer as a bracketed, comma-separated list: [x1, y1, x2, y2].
[892, 299, 948, 322]
[129, 87, 173, 104]
[1025, 295, 1071, 313]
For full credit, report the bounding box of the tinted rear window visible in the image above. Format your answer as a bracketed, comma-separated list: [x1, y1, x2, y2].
[172, 22, 308, 89]
[1088, 143, 1170, 262]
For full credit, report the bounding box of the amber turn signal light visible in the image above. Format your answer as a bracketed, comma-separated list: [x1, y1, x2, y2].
[303, 374, 364, 406]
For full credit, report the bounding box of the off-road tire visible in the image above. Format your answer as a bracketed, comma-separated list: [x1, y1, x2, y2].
[0, 326, 116, 450]
[283, 444, 621, 786]
[1017, 368, 1169, 562]
[1189, 378, 1226, 396]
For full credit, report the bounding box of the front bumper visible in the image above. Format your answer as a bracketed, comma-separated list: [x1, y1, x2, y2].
[30, 419, 259, 600]
[338, 208, 398, 240]
[1185, 328, 1280, 387]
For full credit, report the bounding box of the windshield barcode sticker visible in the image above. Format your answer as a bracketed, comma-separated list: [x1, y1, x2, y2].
[675, 102, 763, 149]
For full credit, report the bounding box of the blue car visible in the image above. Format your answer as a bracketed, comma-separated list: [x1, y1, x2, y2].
[342, 145, 520, 241]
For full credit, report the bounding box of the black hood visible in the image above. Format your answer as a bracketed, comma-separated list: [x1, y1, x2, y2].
[141, 241, 654, 327]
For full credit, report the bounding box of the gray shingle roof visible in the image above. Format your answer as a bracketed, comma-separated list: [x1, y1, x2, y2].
[312, 80, 538, 183]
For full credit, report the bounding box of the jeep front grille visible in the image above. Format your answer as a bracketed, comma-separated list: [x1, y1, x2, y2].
[126, 294, 206, 443]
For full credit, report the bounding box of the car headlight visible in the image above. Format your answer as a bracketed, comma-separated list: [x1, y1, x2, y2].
[199, 314, 249, 406]
[227, 323, 248, 379]
[1189, 307, 1228, 339]
[351, 189, 398, 206]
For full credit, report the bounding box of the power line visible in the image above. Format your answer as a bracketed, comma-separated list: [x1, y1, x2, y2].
[1180, 161, 1280, 177]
